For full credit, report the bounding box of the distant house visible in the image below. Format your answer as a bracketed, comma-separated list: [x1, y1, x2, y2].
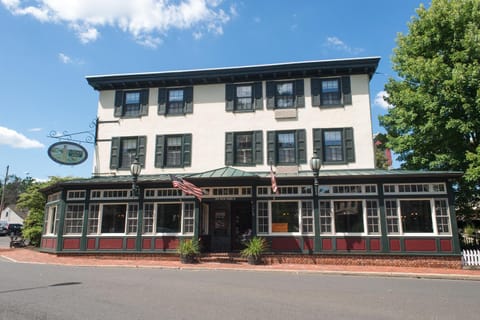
[0, 205, 27, 225]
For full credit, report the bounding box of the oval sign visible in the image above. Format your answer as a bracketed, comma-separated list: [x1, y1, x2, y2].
[48, 142, 88, 165]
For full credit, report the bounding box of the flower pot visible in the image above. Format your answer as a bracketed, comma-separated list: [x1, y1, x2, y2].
[247, 255, 261, 265]
[180, 254, 196, 264]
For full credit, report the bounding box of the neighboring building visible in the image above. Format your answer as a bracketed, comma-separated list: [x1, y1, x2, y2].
[40, 57, 462, 266]
[0, 205, 27, 225]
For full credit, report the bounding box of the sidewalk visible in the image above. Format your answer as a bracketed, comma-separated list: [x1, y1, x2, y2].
[1, 247, 480, 281]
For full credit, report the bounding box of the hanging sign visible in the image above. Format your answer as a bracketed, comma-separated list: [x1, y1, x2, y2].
[48, 142, 88, 165]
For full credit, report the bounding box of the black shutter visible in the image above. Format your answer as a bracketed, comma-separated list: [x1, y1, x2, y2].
[266, 81, 276, 109]
[184, 87, 193, 114]
[342, 76, 352, 105]
[311, 79, 321, 107]
[295, 79, 305, 108]
[183, 134, 192, 166]
[254, 130, 263, 164]
[267, 131, 276, 164]
[137, 136, 147, 167]
[254, 82, 263, 110]
[297, 129, 306, 164]
[344, 127, 355, 162]
[154, 135, 165, 168]
[114, 91, 124, 117]
[225, 132, 234, 165]
[225, 84, 235, 112]
[157, 88, 167, 115]
[140, 89, 149, 116]
[312, 129, 323, 163]
[110, 137, 120, 169]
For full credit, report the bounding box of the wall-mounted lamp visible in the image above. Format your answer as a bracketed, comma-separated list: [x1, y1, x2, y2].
[130, 156, 142, 196]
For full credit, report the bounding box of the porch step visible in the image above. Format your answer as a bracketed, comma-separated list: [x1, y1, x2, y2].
[199, 252, 245, 264]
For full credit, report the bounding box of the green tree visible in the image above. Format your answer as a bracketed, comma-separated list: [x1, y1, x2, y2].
[379, 0, 480, 219]
[17, 177, 70, 246]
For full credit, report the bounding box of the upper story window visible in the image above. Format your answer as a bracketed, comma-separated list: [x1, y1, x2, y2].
[267, 129, 306, 165]
[225, 82, 263, 112]
[313, 127, 355, 164]
[311, 76, 351, 107]
[110, 136, 146, 170]
[266, 79, 304, 109]
[155, 134, 192, 168]
[158, 87, 193, 116]
[225, 131, 263, 166]
[114, 89, 149, 117]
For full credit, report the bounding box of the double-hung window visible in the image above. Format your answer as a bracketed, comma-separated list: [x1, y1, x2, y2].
[225, 131, 263, 166]
[110, 136, 146, 170]
[225, 82, 263, 112]
[267, 129, 306, 165]
[266, 80, 304, 109]
[114, 89, 149, 117]
[275, 82, 294, 108]
[155, 134, 192, 168]
[311, 76, 351, 107]
[235, 85, 253, 110]
[313, 128, 355, 164]
[158, 87, 193, 115]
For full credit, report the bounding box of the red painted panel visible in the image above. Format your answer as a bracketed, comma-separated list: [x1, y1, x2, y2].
[42, 238, 56, 249]
[142, 238, 152, 249]
[126, 238, 136, 250]
[322, 238, 332, 250]
[389, 239, 401, 251]
[98, 238, 123, 249]
[271, 237, 301, 251]
[87, 238, 96, 250]
[63, 238, 80, 250]
[155, 237, 179, 250]
[404, 239, 436, 251]
[336, 238, 366, 250]
[440, 239, 453, 252]
[370, 238, 381, 251]
[303, 238, 314, 251]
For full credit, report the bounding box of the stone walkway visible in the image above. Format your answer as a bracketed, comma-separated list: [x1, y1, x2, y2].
[1, 247, 480, 281]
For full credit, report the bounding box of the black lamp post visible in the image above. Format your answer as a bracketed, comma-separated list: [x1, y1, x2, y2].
[310, 152, 321, 252]
[130, 156, 142, 196]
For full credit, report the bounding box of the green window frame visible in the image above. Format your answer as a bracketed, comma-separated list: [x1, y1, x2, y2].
[313, 127, 355, 165]
[266, 79, 304, 109]
[158, 87, 193, 115]
[311, 76, 351, 107]
[226, 82, 263, 112]
[114, 89, 149, 117]
[155, 134, 192, 168]
[225, 131, 263, 166]
[110, 136, 146, 170]
[267, 129, 306, 165]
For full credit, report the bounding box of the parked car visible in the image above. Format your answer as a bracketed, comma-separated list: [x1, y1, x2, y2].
[0, 221, 7, 236]
[7, 223, 23, 236]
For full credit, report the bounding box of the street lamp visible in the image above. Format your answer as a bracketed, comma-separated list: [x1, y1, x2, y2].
[310, 152, 321, 252]
[130, 156, 142, 196]
[310, 152, 321, 184]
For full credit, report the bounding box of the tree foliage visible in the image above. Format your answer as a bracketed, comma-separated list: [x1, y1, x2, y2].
[379, 0, 480, 218]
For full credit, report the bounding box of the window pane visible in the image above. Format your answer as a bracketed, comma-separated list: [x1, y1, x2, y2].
[156, 203, 181, 233]
[166, 136, 182, 166]
[323, 130, 343, 162]
[366, 200, 379, 234]
[120, 138, 137, 168]
[257, 201, 269, 234]
[101, 204, 127, 233]
[124, 91, 141, 116]
[301, 201, 313, 233]
[64, 204, 84, 234]
[168, 89, 185, 114]
[435, 199, 450, 234]
[321, 79, 341, 105]
[143, 203, 154, 233]
[88, 204, 99, 234]
[334, 201, 364, 233]
[126, 204, 138, 234]
[400, 200, 433, 233]
[236, 85, 253, 110]
[385, 200, 399, 233]
[125, 92, 140, 104]
[183, 203, 195, 234]
[235, 133, 253, 164]
[277, 132, 296, 163]
[271, 202, 299, 233]
[276, 82, 294, 108]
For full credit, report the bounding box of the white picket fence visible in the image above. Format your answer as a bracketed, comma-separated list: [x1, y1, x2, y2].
[462, 249, 480, 267]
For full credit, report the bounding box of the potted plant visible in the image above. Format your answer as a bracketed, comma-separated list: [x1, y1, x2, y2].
[178, 238, 200, 264]
[240, 237, 268, 265]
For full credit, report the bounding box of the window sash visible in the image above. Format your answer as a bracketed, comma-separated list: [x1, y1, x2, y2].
[321, 79, 341, 105]
[323, 130, 344, 162]
[235, 85, 253, 110]
[64, 204, 84, 235]
[123, 91, 141, 116]
[120, 138, 138, 169]
[167, 89, 185, 114]
[166, 136, 182, 167]
[277, 132, 296, 163]
[275, 82, 294, 108]
[235, 133, 253, 164]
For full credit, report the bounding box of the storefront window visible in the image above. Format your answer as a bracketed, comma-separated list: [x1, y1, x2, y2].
[334, 200, 364, 233]
[156, 203, 181, 233]
[400, 200, 433, 233]
[271, 201, 299, 233]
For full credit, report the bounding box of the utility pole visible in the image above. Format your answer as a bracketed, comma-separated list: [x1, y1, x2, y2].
[0, 165, 9, 212]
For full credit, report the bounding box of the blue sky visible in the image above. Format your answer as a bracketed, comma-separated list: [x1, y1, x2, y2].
[0, 0, 426, 181]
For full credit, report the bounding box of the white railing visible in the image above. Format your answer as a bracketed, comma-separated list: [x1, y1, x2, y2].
[462, 250, 480, 267]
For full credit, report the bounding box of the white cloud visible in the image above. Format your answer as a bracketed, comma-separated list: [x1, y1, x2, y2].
[58, 52, 72, 64]
[325, 36, 364, 55]
[1, 0, 232, 48]
[0, 126, 44, 149]
[374, 91, 392, 109]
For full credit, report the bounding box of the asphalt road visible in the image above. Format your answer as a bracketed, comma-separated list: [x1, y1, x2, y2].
[0, 257, 479, 320]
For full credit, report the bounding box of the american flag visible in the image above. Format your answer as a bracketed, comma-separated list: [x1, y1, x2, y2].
[170, 175, 203, 201]
[270, 166, 278, 194]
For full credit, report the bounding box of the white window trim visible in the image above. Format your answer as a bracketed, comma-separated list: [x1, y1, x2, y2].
[257, 200, 314, 236]
[142, 201, 195, 236]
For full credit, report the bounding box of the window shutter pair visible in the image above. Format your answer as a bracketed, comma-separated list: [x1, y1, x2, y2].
[225, 131, 263, 165]
[311, 76, 351, 107]
[267, 129, 306, 165]
[110, 136, 146, 169]
[158, 87, 193, 115]
[114, 90, 149, 117]
[154, 134, 192, 168]
[225, 82, 263, 111]
[312, 127, 355, 163]
[266, 80, 304, 109]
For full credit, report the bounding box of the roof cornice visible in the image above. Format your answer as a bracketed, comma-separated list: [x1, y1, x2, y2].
[86, 57, 381, 91]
